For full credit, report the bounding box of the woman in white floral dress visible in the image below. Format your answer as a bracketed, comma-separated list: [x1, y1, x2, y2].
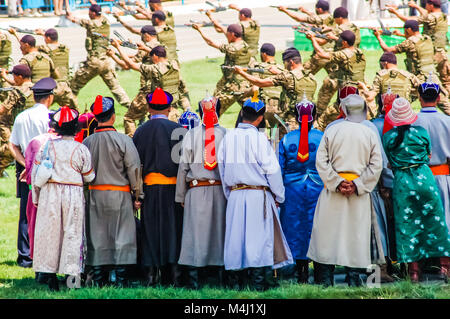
[32, 107, 95, 291]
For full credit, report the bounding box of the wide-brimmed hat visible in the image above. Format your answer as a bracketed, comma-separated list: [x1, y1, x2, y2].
[340, 94, 366, 123]
[385, 97, 417, 126]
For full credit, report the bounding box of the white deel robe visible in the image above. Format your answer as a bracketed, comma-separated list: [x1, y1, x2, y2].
[307, 120, 383, 269]
[217, 123, 293, 270]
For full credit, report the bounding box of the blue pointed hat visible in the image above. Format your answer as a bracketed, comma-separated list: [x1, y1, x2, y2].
[243, 91, 265, 114]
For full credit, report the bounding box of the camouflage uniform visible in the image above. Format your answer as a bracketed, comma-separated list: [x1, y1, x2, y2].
[394, 34, 450, 115]
[248, 59, 284, 128]
[0, 32, 12, 89]
[70, 16, 131, 108]
[0, 81, 34, 175]
[123, 38, 160, 136]
[163, 10, 175, 28]
[269, 67, 317, 133]
[316, 47, 367, 131]
[418, 11, 450, 94]
[155, 25, 178, 61]
[125, 59, 188, 136]
[303, 12, 336, 75]
[369, 68, 421, 102]
[37, 43, 78, 109]
[240, 19, 260, 58]
[215, 41, 252, 116]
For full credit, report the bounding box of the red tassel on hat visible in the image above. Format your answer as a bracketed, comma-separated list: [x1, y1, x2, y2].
[203, 104, 217, 170]
[297, 115, 309, 163]
[93, 95, 103, 115]
[58, 106, 74, 127]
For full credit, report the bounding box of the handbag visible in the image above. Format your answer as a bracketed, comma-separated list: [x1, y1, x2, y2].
[34, 140, 53, 188]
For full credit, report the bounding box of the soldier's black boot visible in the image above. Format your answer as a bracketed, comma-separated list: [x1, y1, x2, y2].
[345, 267, 363, 287]
[313, 262, 335, 287]
[296, 260, 310, 284]
[185, 266, 199, 290]
[47, 273, 59, 292]
[92, 265, 108, 288]
[115, 266, 129, 288]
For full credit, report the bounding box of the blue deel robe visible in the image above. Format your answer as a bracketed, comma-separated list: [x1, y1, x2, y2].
[278, 128, 324, 260]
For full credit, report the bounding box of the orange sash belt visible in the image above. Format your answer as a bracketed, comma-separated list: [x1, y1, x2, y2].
[429, 164, 450, 176]
[89, 184, 131, 192]
[144, 173, 177, 185]
[338, 173, 360, 181]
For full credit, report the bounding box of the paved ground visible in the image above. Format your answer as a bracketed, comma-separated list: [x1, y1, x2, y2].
[0, 0, 415, 69]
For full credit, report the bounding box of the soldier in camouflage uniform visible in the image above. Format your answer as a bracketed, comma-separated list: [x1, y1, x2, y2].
[307, 30, 367, 131]
[192, 23, 252, 117]
[388, 0, 450, 95]
[0, 31, 12, 90]
[206, 5, 260, 58]
[33, 28, 78, 109]
[278, 0, 335, 75]
[234, 47, 317, 136]
[373, 19, 450, 115]
[0, 65, 34, 177]
[246, 43, 284, 129]
[112, 43, 189, 134]
[127, 0, 175, 28]
[358, 52, 421, 104]
[66, 5, 131, 108]
[108, 23, 163, 135]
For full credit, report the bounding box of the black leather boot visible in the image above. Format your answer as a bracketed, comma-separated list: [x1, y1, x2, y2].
[199, 266, 222, 288]
[92, 265, 108, 288]
[115, 266, 129, 288]
[47, 273, 59, 292]
[345, 267, 363, 287]
[296, 260, 310, 284]
[224, 270, 241, 290]
[313, 262, 335, 287]
[264, 266, 279, 289]
[249, 267, 266, 291]
[35, 272, 50, 284]
[185, 266, 199, 290]
[146, 266, 160, 287]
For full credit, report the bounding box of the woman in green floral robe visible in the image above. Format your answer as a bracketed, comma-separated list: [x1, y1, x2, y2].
[383, 98, 450, 282]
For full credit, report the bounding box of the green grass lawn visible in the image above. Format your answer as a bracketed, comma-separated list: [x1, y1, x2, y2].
[0, 50, 449, 299]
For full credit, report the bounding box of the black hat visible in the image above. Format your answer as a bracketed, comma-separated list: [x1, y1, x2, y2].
[11, 64, 31, 78]
[316, 0, 329, 11]
[20, 35, 36, 47]
[141, 25, 157, 35]
[333, 7, 348, 18]
[31, 77, 57, 96]
[150, 45, 166, 57]
[426, 0, 441, 7]
[340, 30, 355, 46]
[404, 20, 419, 31]
[282, 47, 301, 62]
[379, 52, 397, 64]
[149, 0, 161, 3]
[89, 4, 102, 15]
[44, 28, 58, 40]
[260, 43, 275, 56]
[152, 10, 166, 21]
[239, 8, 252, 18]
[227, 24, 243, 37]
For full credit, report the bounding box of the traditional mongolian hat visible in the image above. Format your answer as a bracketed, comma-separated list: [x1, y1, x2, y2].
[146, 87, 173, 110]
[385, 97, 417, 126]
[242, 91, 266, 115]
[52, 106, 79, 130]
[419, 73, 441, 101]
[295, 94, 315, 163]
[178, 110, 200, 130]
[91, 95, 115, 119]
[199, 94, 220, 170]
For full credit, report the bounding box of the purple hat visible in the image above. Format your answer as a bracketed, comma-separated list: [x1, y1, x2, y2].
[31, 77, 57, 96]
[150, 45, 166, 57]
[426, 0, 441, 7]
[44, 28, 58, 39]
[295, 97, 315, 123]
[152, 10, 166, 21]
[282, 47, 301, 61]
[333, 7, 348, 18]
[260, 43, 275, 56]
[239, 8, 252, 18]
[227, 24, 243, 37]
[404, 20, 419, 31]
[141, 25, 157, 35]
[11, 64, 31, 78]
[316, 0, 329, 11]
[89, 4, 102, 14]
[380, 52, 397, 64]
[386, 97, 417, 126]
[20, 35, 36, 47]
[149, 0, 161, 3]
[340, 30, 355, 46]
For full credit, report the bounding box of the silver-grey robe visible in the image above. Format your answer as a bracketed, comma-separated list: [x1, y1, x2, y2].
[83, 129, 142, 266]
[175, 124, 227, 267]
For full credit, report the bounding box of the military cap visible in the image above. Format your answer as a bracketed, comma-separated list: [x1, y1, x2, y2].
[404, 20, 419, 31]
[282, 47, 301, 62]
[316, 0, 330, 11]
[44, 28, 58, 38]
[91, 95, 115, 119]
[147, 87, 173, 110]
[20, 35, 36, 47]
[260, 43, 275, 56]
[426, 0, 441, 7]
[379, 52, 397, 64]
[89, 4, 102, 14]
[141, 25, 157, 35]
[340, 30, 355, 46]
[227, 24, 243, 37]
[239, 8, 252, 18]
[11, 64, 31, 78]
[31, 77, 57, 96]
[150, 45, 166, 57]
[152, 10, 166, 21]
[333, 7, 348, 18]
[149, 0, 161, 3]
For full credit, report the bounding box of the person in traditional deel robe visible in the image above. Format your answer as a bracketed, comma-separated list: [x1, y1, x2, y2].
[217, 95, 294, 291]
[278, 96, 323, 284]
[175, 100, 227, 289]
[383, 97, 450, 283]
[307, 94, 383, 287]
[32, 107, 95, 291]
[82, 96, 143, 288]
[132, 87, 186, 287]
[404, 78, 450, 282]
